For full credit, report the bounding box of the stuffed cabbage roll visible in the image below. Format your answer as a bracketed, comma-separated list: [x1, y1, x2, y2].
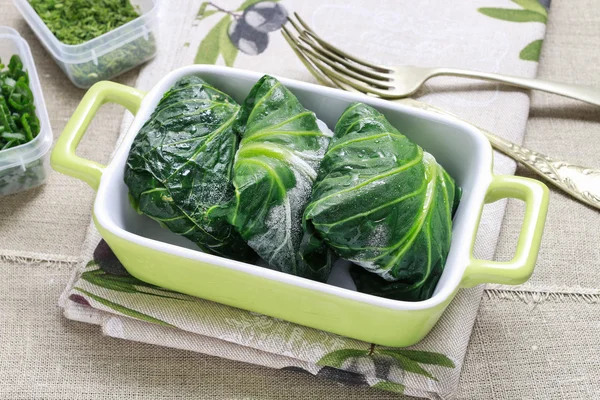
[213, 75, 332, 276]
[124, 76, 256, 262]
[302, 103, 459, 301]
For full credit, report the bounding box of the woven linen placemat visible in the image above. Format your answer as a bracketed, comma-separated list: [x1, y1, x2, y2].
[58, 1, 549, 398]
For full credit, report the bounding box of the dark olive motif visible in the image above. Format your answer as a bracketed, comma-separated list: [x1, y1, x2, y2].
[227, 2, 288, 56]
[228, 19, 269, 55]
[93, 240, 130, 276]
[69, 294, 91, 306]
[242, 2, 288, 33]
[316, 366, 370, 387]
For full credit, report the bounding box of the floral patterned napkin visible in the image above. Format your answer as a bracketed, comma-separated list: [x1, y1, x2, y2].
[60, 0, 550, 398]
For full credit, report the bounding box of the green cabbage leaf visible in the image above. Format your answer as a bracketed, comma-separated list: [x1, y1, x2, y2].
[213, 75, 332, 277]
[124, 76, 256, 262]
[302, 103, 459, 300]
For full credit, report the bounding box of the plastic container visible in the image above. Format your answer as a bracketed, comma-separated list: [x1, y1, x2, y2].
[12, 0, 159, 89]
[0, 27, 52, 197]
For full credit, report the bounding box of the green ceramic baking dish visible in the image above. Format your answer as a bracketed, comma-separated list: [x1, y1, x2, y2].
[51, 65, 549, 347]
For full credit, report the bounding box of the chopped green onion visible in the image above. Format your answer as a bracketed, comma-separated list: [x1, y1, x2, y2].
[21, 113, 33, 141]
[1, 132, 26, 141]
[0, 55, 40, 152]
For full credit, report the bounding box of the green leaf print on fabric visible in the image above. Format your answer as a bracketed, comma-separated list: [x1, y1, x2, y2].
[478, 8, 546, 23]
[74, 288, 175, 327]
[511, 0, 548, 16]
[372, 381, 406, 394]
[197, 9, 219, 21]
[317, 349, 370, 368]
[520, 39, 543, 61]
[196, 2, 211, 19]
[195, 15, 230, 64]
[316, 345, 455, 387]
[478, 0, 547, 62]
[80, 265, 187, 300]
[376, 350, 438, 381]
[384, 349, 455, 367]
[219, 17, 239, 66]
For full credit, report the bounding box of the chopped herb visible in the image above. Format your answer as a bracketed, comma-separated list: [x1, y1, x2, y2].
[28, 0, 141, 45]
[67, 34, 157, 88]
[0, 55, 40, 151]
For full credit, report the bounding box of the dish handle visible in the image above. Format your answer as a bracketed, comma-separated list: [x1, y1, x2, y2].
[50, 82, 145, 191]
[461, 175, 549, 288]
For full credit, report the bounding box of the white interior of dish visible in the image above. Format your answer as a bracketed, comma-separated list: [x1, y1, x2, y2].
[94, 65, 493, 311]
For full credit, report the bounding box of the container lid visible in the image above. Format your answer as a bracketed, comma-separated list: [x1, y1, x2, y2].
[0, 27, 52, 171]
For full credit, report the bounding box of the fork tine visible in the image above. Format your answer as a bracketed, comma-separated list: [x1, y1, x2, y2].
[326, 74, 361, 93]
[294, 39, 393, 89]
[288, 15, 393, 82]
[286, 15, 306, 37]
[293, 12, 393, 73]
[314, 59, 387, 97]
[297, 44, 391, 98]
[281, 27, 334, 87]
[297, 34, 392, 82]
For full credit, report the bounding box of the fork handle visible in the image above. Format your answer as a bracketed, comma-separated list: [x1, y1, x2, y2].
[432, 68, 600, 106]
[397, 98, 600, 210]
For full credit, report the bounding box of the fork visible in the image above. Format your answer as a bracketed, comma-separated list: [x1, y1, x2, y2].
[282, 14, 600, 210]
[283, 13, 600, 106]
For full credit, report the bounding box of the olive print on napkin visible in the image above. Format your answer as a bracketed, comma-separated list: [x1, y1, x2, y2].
[195, 0, 288, 65]
[69, 239, 455, 395]
[478, 0, 549, 61]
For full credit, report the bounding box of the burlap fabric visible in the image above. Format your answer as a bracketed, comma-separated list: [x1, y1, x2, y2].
[0, 0, 598, 398]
